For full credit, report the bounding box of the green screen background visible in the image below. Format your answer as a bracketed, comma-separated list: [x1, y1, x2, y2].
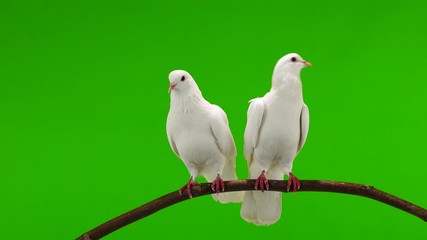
[1, 0, 426, 239]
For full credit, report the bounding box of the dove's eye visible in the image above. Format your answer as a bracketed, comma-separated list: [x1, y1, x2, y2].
[181, 76, 186, 81]
[291, 57, 297, 62]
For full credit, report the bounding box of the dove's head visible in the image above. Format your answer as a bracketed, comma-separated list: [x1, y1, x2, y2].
[275, 53, 311, 73]
[168, 70, 200, 95]
[272, 53, 311, 88]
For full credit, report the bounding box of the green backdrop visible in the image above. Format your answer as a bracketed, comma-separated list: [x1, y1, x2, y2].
[1, 0, 426, 239]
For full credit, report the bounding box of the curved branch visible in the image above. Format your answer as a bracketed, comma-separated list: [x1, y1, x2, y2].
[76, 180, 427, 240]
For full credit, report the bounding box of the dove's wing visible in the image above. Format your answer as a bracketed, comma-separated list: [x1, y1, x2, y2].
[210, 105, 236, 160]
[210, 105, 243, 203]
[297, 103, 310, 153]
[166, 117, 180, 158]
[243, 98, 265, 167]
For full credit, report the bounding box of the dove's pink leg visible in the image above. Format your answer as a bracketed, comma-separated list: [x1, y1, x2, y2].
[255, 170, 269, 192]
[179, 176, 200, 198]
[287, 172, 301, 192]
[210, 174, 225, 193]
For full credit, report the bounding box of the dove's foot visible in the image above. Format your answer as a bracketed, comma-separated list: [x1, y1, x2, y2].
[179, 176, 200, 198]
[287, 172, 301, 192]
[210, 174, 225, 194]
[255, 170, 269, 192]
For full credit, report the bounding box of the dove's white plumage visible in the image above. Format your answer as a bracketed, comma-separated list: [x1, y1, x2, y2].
[241, 53, 310, 225]
[166, 70, 242, 203]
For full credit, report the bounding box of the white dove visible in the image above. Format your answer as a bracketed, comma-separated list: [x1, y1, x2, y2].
[166, 70, 243, 203]
[240, 53, 311, 225]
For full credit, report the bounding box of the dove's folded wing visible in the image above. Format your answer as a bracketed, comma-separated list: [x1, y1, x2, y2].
[166, 120, 180, 158]
[297, 103, 310, 154]
[243, 98, 265, 167]
[210, 106, 237, 161]
[211, 106, 243, 203]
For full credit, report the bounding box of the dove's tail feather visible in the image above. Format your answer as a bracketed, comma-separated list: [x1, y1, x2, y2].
[241, 191, 257, 222]
[240, 166, 283, 225]
[241, 191, 282, 225]
[212, 191, 243, 203]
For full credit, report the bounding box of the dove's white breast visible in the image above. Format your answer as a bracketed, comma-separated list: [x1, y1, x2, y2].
[167, 107, 223, 168]
[254, 89, 304, 168]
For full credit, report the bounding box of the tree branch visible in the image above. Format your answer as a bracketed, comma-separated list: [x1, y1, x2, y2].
[76, 180, 427, 240]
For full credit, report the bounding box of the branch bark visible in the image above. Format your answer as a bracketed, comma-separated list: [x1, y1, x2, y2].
[76, 180, 427, 240]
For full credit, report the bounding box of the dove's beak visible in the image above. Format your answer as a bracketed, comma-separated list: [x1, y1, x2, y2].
[302, 61, 312, 67]
[168, 83, 177, 94]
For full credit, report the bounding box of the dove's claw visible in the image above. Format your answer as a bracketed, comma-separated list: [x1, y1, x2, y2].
[179, 176, 200, 198]
[255, 170, 269, 192]
[210, 174, 225, 194]
[286, 172, 300, 192]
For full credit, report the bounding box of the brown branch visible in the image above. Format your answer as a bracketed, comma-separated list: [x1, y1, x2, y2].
[76, 180, 427, 240]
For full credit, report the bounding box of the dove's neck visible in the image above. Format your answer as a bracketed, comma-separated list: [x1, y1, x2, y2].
[271, 68, 303, 99]
[170, 89, 209, 114]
